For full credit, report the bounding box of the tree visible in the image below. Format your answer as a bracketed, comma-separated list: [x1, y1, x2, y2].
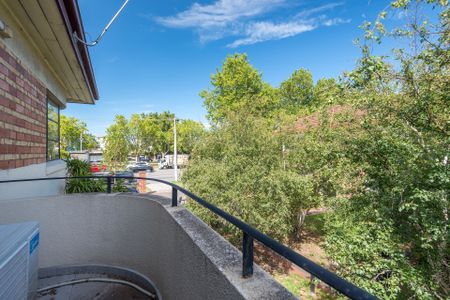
[103, 115, 129, 170]
[127, 113, 162, 160]
[279, 68, 314, 112]
[127, 112, 204, 158]
[201, 54, 279, 123]
[185, 1, 448, 298]
[60, 115, 98, 158]
[183, 112, 320, 243]
[177, 120, 205, 154]
[312, 78, 342, 108]
[322, 1, 449, 298]
[128, 114, 145, 161]
[139, 113, 167, 157]
[152, 111, 175, 158]
[104, 112, 204, 167]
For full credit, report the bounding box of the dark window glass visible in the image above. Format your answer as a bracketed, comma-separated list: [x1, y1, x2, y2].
[47, 100, 60, 160]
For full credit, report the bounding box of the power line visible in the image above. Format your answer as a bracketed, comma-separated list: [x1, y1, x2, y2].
[73, 0, 132, 47]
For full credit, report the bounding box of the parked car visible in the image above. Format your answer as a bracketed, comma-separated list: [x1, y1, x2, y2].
[138, 155, 151, 162]
[90, 162, 107, 173]
[126, 161, 148, 168]
[127, 162, 153, 173]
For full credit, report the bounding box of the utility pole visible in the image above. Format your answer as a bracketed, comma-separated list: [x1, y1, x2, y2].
[80, 132, 83, 151]
[173, 117, 178, 181]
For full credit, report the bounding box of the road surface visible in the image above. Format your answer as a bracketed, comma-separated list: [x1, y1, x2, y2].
[142, 168, 181, 195]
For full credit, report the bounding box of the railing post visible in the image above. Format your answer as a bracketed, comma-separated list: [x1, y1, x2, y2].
[242, 231, 254, 278]
[106, 176, 112, 193]
[172, 187, 178, 207]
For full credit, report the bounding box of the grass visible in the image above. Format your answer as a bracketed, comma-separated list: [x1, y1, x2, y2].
[275, 273, 338, 300]
[275, 273, 309, 297]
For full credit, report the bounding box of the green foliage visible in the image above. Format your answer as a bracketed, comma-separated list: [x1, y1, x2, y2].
[112, 179, 129, 192]
[177, 119, 205, 153]
[60, 115, 98, 159]
[312, 78, 342, 108]
[133, 111, 176, 158]
[103, 115, 130, 170]
[201, 54, 344, 122]
[279, 68, 314, 112]
[324, 122, 449, 298]
[201, 54, 279, 123]
[183, 113, 321, 242]
[65, 159, 106, 193]
[275, 273, 338, 300]
[323, 1, 449, 298]
[66, 158, 90, 177]
[128, 112, 166, 159]
[187, 1, 448, 298]
[104, 112, 204, 167]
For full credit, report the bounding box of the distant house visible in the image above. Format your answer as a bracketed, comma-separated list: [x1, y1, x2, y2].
[69, 150, 103, 163]
[95, 135, 106, 150]
[0, 0, 98, 200]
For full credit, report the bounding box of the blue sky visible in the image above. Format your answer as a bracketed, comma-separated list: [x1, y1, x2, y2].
[65, 0, 392, 136]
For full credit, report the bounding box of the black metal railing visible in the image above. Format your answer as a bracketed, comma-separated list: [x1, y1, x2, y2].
[0, 175, 377, 300]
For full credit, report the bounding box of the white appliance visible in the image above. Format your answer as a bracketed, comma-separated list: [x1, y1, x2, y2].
[0, 222, 39, 300]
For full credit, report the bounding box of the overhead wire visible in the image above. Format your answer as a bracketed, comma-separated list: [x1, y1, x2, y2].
[73, 0, 131, 47]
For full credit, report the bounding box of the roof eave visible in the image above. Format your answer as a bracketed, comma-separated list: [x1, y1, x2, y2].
[55, 0, 99, 103]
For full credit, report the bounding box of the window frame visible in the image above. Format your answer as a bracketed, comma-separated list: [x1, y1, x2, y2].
[46, 98, 60, 161]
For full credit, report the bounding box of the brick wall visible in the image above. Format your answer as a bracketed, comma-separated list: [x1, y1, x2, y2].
[0, 42, 47, 170]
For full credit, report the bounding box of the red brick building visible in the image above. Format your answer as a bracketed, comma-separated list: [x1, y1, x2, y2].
[0, 0, 98, 199]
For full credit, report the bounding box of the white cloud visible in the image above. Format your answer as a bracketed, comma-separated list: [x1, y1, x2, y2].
[294, 2, 344, 18]
[322, 17, 351, 26]
[154, 0, 349, 47]
[228, 21, 316, 48]
[156, 0, 286, 28]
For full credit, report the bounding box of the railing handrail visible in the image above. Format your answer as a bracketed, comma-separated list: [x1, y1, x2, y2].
[0, 175, 377, 300]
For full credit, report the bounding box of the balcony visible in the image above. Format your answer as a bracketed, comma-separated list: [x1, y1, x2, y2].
[0, 176, 377, 299]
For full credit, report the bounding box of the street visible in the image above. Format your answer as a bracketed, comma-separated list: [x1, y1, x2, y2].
[142, 168, 181, 195]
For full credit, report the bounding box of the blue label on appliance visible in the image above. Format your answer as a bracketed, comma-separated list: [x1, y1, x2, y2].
[30, 233, 39, 254]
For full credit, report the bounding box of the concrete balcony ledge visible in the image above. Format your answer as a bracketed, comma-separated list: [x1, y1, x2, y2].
[0, 193, 295, 300]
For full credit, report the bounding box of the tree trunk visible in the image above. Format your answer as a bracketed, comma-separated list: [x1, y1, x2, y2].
[309, 275, 317, 298]
[295, 210, 308, 240]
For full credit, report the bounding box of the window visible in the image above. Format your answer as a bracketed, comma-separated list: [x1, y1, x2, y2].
[47, 99, 60, 160]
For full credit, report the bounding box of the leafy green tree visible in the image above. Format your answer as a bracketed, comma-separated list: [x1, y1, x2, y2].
[104, 112, 203, 165]
[183, 113, 320, 242]
[128, 114, 146, 161]
[177, 120, 205, 154]
[128, 113, 164, 160]
[103, 115, 129, 170]
[60, 115, 98, 158]
[321, 1, 449, 298]
[185, 1, 448, 299]
[201, 54, 279, 123]
[127, 112, 204, 158]
[279, 68, 314, 112]
[128, 111, 175, 159]
[152, 111, 175, 158]
[312, 78, 342, 108]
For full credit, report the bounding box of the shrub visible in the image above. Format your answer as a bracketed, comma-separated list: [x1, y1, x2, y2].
[65, 159, 106, 193]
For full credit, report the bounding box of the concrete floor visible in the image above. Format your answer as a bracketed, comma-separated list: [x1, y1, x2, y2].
[37, 273, 152, 300]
